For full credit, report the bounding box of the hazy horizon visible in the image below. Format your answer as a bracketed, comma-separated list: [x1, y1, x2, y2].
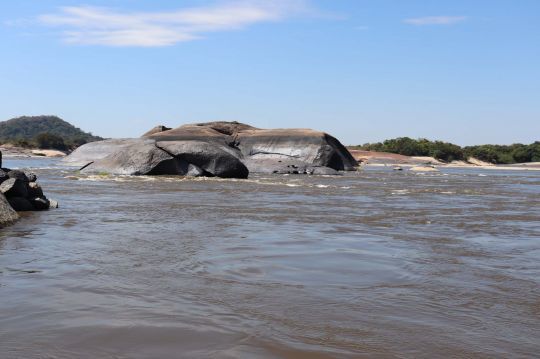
[1, 0, 539, 146]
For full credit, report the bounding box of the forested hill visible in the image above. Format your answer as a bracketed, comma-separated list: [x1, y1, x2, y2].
[0, 115, 102, 150]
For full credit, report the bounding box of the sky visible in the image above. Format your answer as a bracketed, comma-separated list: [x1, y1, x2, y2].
[1, 0, 539, 146]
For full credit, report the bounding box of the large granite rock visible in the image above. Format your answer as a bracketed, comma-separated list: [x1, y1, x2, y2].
[151, 121, 357, 174]
[149, 123, 239, 147]
[63, 121, 357, 177]
[235, 128, 357, 174]
[156, 140, 248, 178]
[62, 138, 145, 167]
[80, 139, 182, 176]
[71, 138, 249, 178]
[142, 125, 172, 137]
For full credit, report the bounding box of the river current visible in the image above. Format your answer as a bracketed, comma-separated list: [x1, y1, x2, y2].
[1, 158, 539, 358]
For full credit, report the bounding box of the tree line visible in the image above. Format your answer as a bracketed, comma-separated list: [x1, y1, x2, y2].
[351, 137, 540, 164]
[8, 132, 89, 151]
[0, 115, 102, 150]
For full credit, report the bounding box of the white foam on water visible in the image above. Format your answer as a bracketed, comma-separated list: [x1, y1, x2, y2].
[391, 189, 409, 195]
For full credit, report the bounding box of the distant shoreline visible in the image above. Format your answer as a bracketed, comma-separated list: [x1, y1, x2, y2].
[349, 149, 540, 171]
[361, 162, 540, 171]
[0, 145, 67, 158]
[2, 145, 539, 171]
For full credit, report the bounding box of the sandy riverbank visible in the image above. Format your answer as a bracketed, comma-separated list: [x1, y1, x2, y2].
[0, 145, 67, 158]
[349, 150, 540, 171]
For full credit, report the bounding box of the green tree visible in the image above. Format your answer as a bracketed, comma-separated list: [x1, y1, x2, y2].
[0, 115, 102, 149]
[34, 133, 67, 150]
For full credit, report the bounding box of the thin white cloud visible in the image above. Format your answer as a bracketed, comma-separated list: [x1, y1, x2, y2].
[403, 16, 467, 26]
[38, 0, 310, 47]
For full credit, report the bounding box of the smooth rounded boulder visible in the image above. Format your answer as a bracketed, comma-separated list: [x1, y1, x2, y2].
[156, 141, 248, 178]
[63, 121, 357, 178]
[235, 128, 357, 173]
[63, 138, 146, 167]
[76, 139, 249, 178]
[80, 139, 182, 176]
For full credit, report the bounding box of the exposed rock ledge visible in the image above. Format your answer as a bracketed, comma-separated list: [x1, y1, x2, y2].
[63, 121, 358, 178]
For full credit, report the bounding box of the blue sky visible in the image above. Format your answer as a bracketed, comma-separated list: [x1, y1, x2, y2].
[1, 0, 538, 145]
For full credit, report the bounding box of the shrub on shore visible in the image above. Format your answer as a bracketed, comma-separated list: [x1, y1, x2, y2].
[352, 137, 465, 162]
[352, 138, 540, 164]
[463, 142, 540, 164]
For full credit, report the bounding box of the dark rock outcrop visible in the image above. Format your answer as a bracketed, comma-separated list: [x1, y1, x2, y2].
[157, 140, 249, 178]
[63, 121, 357, 178]
[8, 197, 35, 211]
[0, 150, 57, 227]
[0, 178, 29, 198]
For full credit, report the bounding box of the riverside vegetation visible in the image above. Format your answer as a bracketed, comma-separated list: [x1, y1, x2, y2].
[353, 137, 540, 164]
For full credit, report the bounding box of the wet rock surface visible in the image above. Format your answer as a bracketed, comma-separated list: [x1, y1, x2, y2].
[63, 121, 357, 178]
[0, 192, 18, 227]
[0, 151, 58, 227]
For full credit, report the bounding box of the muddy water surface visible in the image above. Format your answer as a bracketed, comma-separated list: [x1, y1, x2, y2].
[1, 158, 539, 358]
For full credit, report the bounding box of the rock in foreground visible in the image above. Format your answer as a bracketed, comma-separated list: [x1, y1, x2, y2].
[0, 151, 57, 227]
[0, 192, 19, 228]
[64, 121, 357, 178]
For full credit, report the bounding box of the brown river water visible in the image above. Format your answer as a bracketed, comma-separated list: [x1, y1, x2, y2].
[1, 158, 539, 358]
